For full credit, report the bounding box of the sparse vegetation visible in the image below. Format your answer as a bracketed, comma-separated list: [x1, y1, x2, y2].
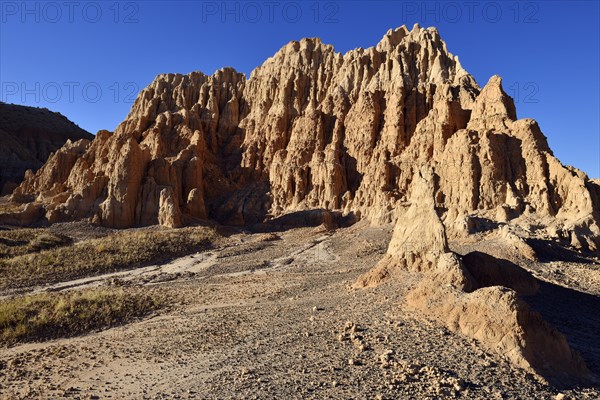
[0, 201, 22, 214]
[0, 229, 72, 259]
[0, 288, 165, 345]
[0, 227, 218, 290]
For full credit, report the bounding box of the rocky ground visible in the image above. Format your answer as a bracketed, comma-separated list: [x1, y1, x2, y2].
[1, 221, 599, 399]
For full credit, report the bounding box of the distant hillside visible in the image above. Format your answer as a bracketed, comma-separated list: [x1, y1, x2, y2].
[0, 102, 92, 194]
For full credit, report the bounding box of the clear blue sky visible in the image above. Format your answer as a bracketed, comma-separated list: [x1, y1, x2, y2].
[1, 1, 599, 177]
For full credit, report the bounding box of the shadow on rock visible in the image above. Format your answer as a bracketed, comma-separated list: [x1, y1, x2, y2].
[462, 251, 538, 296]
[250, 209, 359, 233]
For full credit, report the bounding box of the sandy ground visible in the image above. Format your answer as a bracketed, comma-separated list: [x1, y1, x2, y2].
[1, 222, 599, 399]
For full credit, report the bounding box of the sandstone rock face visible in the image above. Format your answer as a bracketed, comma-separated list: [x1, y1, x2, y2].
[0, 103, 92, 195]
[158, 187, 183, 228]
[14, 69, 246, 227]
[10, 24, 600, 251]
[239, 25, 475, 224]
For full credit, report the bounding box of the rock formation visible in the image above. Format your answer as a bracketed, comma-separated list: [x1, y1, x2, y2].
[353, 168, 458, 288]
[0, 103, 92, 195]
[355, 169, 592, 383]
[9, 24, 599, 253]
[406, 283, 591, 383]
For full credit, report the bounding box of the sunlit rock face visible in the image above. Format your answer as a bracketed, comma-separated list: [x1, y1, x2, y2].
[12, 24, 600, 254]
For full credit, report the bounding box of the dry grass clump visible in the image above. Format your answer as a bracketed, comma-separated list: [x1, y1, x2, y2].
[0, 229, 72, 259]
[0, 288, 164, 346]
[0, 227, 217, 290]
[0, 202, 21, 214]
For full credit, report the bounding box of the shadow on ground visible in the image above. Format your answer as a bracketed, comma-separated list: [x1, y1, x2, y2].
[463, 250, 600, 389]
[526, 238, 596, 264]
[525, 281, 600, 389]
[524, 236, 600, 383]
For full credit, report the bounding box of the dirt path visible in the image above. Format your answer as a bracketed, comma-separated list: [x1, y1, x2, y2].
[12, 232, 338, 297]
[1, 224, 598, 399]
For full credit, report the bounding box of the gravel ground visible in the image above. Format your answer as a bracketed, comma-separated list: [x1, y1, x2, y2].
[1, 222, 599, 399]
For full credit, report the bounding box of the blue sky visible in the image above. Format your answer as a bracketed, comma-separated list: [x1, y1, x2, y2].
[1, 1, 599, 177]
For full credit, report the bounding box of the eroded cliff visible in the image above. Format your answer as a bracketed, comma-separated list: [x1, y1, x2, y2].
[10, 24, 600, 252]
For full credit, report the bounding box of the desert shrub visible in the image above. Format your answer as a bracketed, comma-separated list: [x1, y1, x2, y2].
[0, 288, 164, 345]
[0, 229, 71, 259]
[0, 227, 218, 290]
